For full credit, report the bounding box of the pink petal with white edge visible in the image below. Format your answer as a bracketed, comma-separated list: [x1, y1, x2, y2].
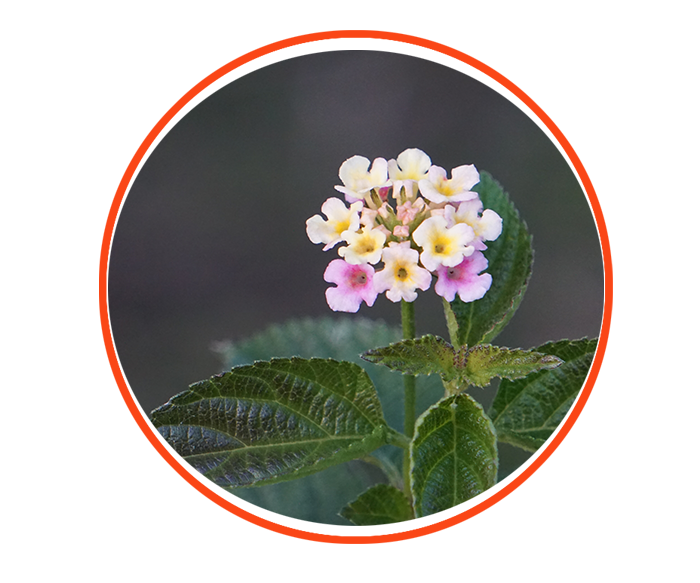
[323, 257, 352, 284]
[435, 252, 492, 303]
[457, 272, 492, 303]
[323, 260, 377, 312]
[325, 286, 363, 312]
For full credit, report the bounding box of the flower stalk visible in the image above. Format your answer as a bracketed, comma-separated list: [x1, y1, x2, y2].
[401, 299, 416, 500]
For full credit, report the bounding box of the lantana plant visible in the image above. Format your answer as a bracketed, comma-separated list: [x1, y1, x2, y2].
[151, 148, 598, 525]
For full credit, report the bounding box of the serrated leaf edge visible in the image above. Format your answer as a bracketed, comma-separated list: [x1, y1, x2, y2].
[488, 337, 598, 450]
[151, 356, 391, 488]
[409, 393, 498, 516]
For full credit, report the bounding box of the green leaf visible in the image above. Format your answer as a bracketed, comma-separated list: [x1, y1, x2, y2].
[489, 338, 597, 452]
[448, 172, 534, 346]
[340, 484, 414, 525]
[361, 335, 562, 391]
[210, 318, 444, 524]
[151, 357, 390, 488]
[462, 345, 563, 387]
[411, 394, 498, 517]
[214, 317, 443, 437]
[361, 335, 457, 379]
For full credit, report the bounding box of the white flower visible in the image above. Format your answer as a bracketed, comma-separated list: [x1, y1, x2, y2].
[411, 215, 474, 271]
[338, 227, 387, 265]
[388, 148, 432, 181]
[374, 242, 432, 303]
[334, 155, 390, 203]
[388, 148, 432, 201]
[444, 200, 502, 250]
[306, 198, 362, 250]
[418, 164, 480, 204]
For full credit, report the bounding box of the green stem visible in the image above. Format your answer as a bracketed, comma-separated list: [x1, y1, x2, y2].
[360, 453, 403, 491]
[442, 297, 460, 347]
[386, 427, 410, 450]
[401, 300, 416, 501]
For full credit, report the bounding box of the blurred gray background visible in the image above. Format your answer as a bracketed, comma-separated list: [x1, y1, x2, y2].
[108, 50, 604, 416]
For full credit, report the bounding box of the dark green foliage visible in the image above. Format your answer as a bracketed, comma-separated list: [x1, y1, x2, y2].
[489, 338, 597, 451]
[411, 394, 498, 517]
[152, 358, 389, 488]
[448, 172, 534, 346]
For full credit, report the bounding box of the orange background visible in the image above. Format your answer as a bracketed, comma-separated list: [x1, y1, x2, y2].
[100, 31, 613, 543]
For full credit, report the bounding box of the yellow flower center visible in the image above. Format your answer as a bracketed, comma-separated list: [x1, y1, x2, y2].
[432, 235, 452, 256]
[334, 219, 351, 235]
[355, 232, 377, 255]
[438, 180, 457, 196]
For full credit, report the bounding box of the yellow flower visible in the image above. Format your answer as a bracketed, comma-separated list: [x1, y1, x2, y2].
[411, 215, 475, 271]
[418, 164, 480, 204]
[306, 198, 362, 251]
[374, 242, 432, 302]
[338, 227, 387, 265]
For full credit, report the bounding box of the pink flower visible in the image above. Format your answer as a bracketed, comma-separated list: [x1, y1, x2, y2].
[434, 252, 492, 303]
[396, 198, 425, 225]
[324, 259, 378, 312]
[393, 225, 409, 238]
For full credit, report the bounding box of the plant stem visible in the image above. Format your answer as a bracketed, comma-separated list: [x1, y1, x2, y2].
[401, 300, 416, 500]
[360, 454, 403, 492]
[442, 297, 460, 347]
[386, 427, 411, 450]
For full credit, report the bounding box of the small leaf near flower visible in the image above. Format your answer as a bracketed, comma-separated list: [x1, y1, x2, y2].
[362, 335, 562, 390]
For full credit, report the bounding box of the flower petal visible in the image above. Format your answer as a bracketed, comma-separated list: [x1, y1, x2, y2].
[450, 164, 480, 191]
[478, 209, 503, 241]
[389, 148, 432, 181]
[306, 214, 334, 245]
[339, 155, 371, 186]
[325, 286, 363, 312]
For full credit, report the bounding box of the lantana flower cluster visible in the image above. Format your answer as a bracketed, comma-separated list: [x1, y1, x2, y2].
[306, 148, 503, 313]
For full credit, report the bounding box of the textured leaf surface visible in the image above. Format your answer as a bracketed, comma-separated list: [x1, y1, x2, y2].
[448, 172, 534, 346]
[411, 394, 498, 517]
[214, 318, 443, 435]
[210, 318, 443, 524]
[340, 484, 414, 525]
[464, 345, 563, 387]
[489, 338, 597, 451]
[151, 358, 389, 488]
[361, 335, 456, 379]
[362, 335, 562, 390]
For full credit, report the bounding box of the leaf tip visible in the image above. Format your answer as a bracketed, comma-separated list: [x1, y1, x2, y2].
[542, 354, 564, 369]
